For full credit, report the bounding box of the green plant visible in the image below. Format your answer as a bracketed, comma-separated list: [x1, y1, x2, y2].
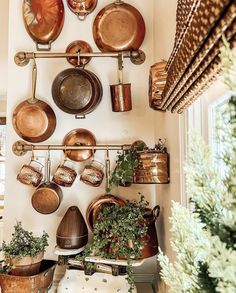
[77, 195, 149, 292]
[0, 221, 49, 259]
[108, 142, 146, 191]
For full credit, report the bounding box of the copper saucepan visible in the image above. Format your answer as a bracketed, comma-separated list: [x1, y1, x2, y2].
[51, 67, 103, 119]
[32, 152, 63, 214]
[12, 60, 56, 143]
[93, 0, 145, 52]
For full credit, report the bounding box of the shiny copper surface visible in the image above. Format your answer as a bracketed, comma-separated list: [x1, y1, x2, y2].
[12, 100, 56, 143]
[110, 83, 132, 112]
[86, 194, 126, 230]
[66, 40, 93, 67]
[67, 0, 97, 20]
[23, 0, 64, 48]
[51, 68, 102, 116]
[93, 1, 145, 52]
[63, 128, 96, 162]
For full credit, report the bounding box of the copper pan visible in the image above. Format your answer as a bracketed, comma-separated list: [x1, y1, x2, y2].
[32, 153, 63, 214]
[63, 128, 96, 162]
[12, 60, 56, 143]
[67, 0, 98, 21]
[51, 67, 102, 119]
[23, 0, 65, 51]
[66, 40, 93, 67]
[93, 0, 145, 52]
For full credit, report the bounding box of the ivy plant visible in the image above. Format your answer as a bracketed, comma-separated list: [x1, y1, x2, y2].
[0, 221, 49, 259]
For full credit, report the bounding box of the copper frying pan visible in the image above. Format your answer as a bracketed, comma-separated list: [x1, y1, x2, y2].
[93, 0, 145, 52]
[12, 60, 56, 143]
[23, 0, 65, 51]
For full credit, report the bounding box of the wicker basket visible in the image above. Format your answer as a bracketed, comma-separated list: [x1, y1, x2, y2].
[0, 260, 56, 293]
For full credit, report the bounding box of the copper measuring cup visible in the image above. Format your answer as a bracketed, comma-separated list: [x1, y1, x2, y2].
[110, 52, 132, 112]
[17, 148, 43, 187]
[52, 154, 77, 187]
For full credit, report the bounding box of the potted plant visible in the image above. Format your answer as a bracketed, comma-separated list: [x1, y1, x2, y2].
[108, 141, 146, 191]
[0, 221, 49, 276]
[77, 195, 149, 292]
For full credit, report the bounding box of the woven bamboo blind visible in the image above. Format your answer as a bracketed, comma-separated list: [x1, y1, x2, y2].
[150, 0, 236, 113]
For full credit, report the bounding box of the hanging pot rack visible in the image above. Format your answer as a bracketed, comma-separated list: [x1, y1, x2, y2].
[14, 50, 146, 67]
[12, 140, 132, 157]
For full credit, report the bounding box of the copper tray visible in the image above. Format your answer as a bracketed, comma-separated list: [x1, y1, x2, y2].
[23, 0, 65, 50]
[63, 128, 96, 162]
[67, 0, 98, 20]
[93, 0, 145, 52]
[86, 194, 126, 230]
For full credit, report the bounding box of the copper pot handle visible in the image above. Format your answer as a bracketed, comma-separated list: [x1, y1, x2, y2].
[105, 148, 110, 191]
[153, 205, 160, 221]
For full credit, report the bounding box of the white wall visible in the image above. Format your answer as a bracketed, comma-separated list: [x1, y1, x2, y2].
[0, 0, 9, 96]
[3, 0, 161, 277]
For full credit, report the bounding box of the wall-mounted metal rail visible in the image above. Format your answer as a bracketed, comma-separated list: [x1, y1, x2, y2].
[14, 50, 146, 67]
[12, 140, 132, 156]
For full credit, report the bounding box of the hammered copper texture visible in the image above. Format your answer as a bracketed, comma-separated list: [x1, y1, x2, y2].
[93, 2, 145, 52]
[152, 0, 236, 113]
[23, 0, 64, 46]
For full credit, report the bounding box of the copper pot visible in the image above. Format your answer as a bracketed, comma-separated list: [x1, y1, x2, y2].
[51, 68, 102, 118]
[12, 60, 56, 143]
[32, 154, 63, 214]
[67, 0, 98, 21]
[110, 83, 132, 112]
[52, 158, 77, 187]
[140, 205, 160, 259]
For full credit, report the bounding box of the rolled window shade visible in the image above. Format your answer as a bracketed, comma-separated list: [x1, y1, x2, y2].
[150, 0, 236, 113]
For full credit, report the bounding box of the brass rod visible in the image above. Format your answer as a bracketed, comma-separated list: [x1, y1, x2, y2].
[12, 141, 132, 156]
[22, 51, 138, 59]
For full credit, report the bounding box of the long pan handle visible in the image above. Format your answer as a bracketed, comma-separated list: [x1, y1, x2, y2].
[105, 149, 111, 192]
[29, 58, 37, 104]
[45, 151, 51, 184]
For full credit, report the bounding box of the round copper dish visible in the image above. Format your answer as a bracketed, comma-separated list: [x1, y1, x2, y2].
[93, 0, 145, 52]
[67, 0, 98, 20]
[66, 40, 93, 67]
[86, 194, 126, 230]
[63, 128, 96, 162]
[51, 68, 102, 117]
[23, 0, 65, 50]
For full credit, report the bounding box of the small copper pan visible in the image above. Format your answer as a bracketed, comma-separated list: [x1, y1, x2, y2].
[93, 0, 145, 52]
[67, 0, 98, 21]
[12, 60, 56, 143]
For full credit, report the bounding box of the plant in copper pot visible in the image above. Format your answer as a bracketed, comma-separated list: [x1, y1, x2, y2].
[77, 195, 149, 292]
[108, 141, 146, 191]
[0, 221, 49, 276]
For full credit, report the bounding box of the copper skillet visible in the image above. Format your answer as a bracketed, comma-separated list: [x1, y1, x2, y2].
[93, 0, 145, 52]
[12, 60, 56, 143]
[22, 0, 65, 51]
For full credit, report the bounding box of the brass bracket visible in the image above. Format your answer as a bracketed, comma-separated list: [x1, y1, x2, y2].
[14, 52, 30, 67]
[12, 140, 28, 156]
[130, 50, 146, 65]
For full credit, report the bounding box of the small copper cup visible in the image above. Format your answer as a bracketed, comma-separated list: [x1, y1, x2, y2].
[80, 160, 104, 187]
[110, 83, 132, 112]
[17, 159, 43, 187]
[52, 158, 77, 187]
